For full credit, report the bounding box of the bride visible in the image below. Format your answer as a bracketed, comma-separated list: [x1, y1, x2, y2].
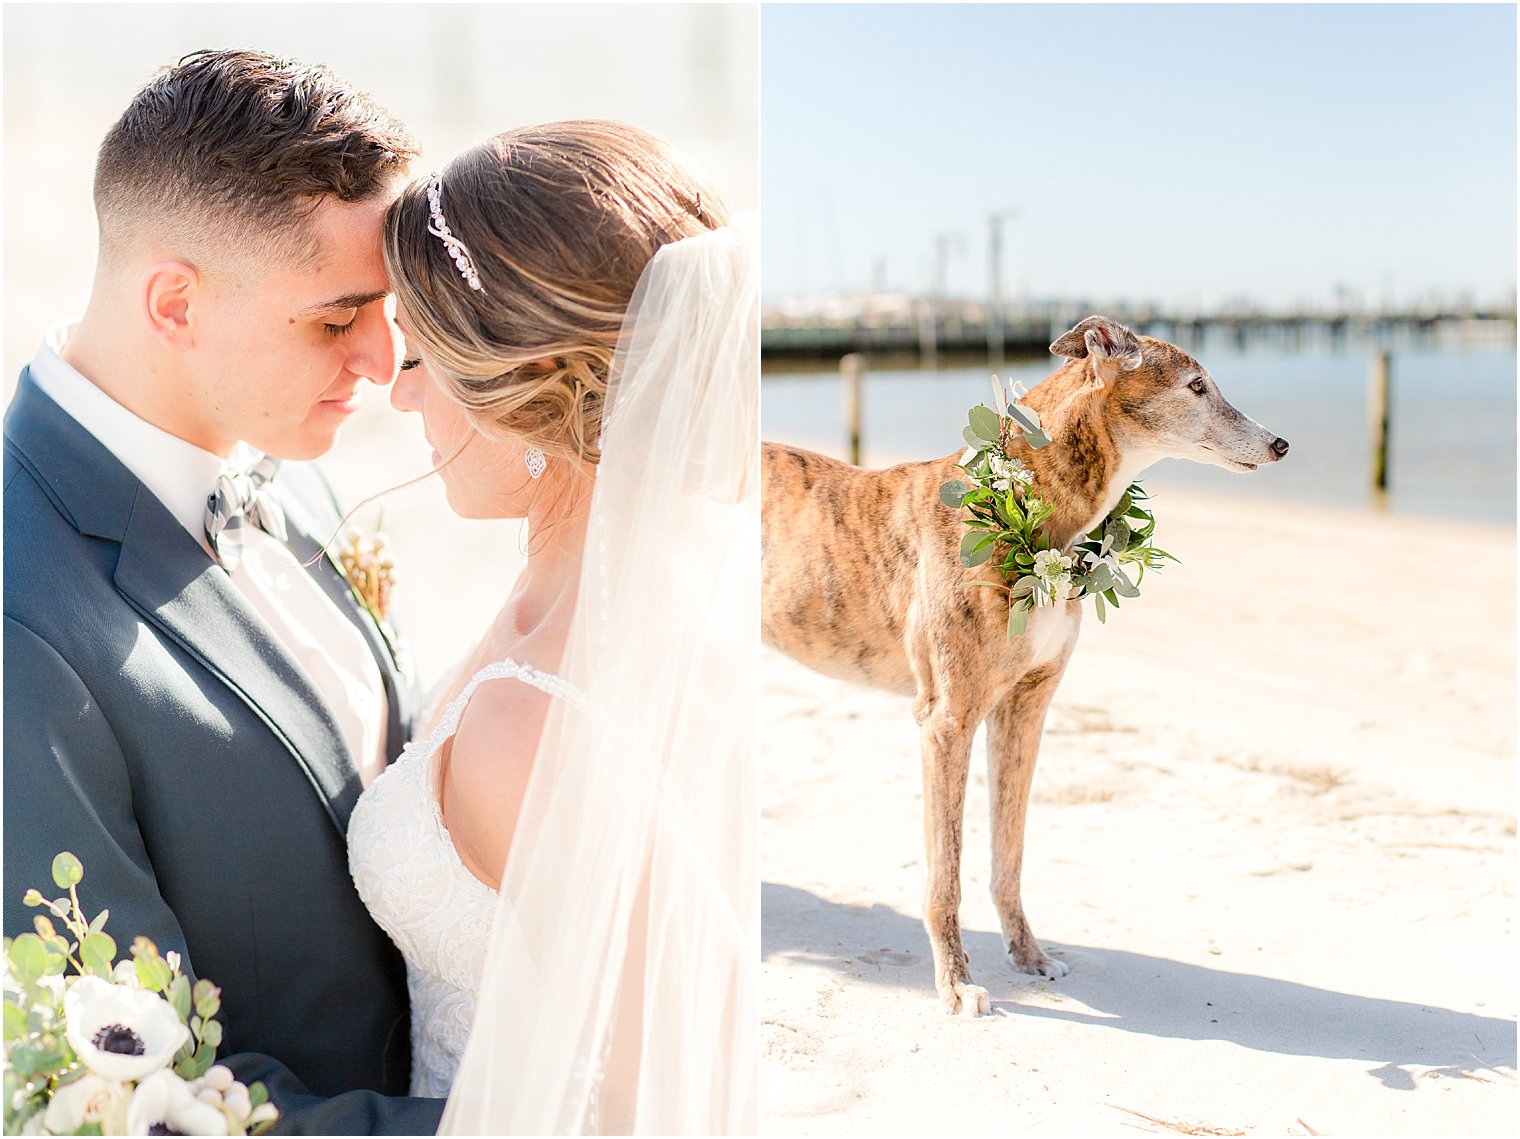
[347, 121, 757, 1134]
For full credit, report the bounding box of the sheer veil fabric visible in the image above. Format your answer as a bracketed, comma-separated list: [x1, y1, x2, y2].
[441, 216, 759, 1135]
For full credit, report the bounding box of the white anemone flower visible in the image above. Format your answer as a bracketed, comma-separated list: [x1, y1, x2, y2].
[126, 1070, 230, 1136]
[42, 1073, 130, 1135]
[63, 976, 189, 1082]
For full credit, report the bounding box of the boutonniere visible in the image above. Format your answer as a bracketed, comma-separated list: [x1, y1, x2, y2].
[326, 525, 408, 674]
[939, 377, 1178, 639]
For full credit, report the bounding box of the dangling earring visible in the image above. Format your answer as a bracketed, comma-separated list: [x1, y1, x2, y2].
[524, 447, 546, 479]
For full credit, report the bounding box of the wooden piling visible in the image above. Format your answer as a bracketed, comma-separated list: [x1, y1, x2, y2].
[841, 353, 865, 466]
[1369, 349, 1390, 500]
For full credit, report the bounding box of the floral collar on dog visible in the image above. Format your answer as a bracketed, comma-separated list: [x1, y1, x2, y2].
[938, 378, 1177, 638]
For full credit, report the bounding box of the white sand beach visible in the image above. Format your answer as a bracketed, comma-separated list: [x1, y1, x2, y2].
[761, 488, 1516, 1136]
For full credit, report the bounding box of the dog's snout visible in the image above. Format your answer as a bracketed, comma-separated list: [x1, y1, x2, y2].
[1270, 437, 1290, 459]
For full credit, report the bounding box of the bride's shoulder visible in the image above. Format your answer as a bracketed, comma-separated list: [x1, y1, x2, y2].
[437, 668, 558, 890]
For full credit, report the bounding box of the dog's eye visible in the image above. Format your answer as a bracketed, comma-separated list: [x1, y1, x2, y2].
[1188, 378, 1207, 394]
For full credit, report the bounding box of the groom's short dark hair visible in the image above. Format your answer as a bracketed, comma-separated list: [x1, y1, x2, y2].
[93, 49, 419, 271]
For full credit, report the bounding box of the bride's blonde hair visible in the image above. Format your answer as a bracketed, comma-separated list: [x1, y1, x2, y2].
[383, 120, 726, 465]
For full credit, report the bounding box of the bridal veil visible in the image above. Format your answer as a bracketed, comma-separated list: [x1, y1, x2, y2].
[441, 216, 758, 1134]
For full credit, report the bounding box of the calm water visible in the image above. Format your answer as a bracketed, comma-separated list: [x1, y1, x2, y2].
[762, 337, 1517, 525]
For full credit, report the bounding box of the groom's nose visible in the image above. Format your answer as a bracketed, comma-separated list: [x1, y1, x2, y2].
[347, 301, 403, 386]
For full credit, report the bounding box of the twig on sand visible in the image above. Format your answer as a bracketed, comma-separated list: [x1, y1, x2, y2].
[1106, 1103, 1245, 1135]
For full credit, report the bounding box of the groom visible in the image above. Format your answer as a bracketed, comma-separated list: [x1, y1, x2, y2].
[4, 51, 444, 1133]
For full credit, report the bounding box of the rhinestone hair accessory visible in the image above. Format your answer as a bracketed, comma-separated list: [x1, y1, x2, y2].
[525, 447, 547, 480]
[426, 173, 485, 293]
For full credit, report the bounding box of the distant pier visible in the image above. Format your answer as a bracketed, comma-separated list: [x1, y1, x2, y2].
[761, 302, 1517, 365]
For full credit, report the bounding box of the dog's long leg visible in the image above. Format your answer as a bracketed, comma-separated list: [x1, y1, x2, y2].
[913, 693, 991, 1017]
[986, 664, 1072, 980]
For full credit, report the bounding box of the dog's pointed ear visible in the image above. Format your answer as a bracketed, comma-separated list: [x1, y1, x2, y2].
[1049, 316, 1143, 388]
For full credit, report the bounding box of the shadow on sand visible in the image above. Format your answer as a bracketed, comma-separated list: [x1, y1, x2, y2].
[763, 882, 1517, 1087]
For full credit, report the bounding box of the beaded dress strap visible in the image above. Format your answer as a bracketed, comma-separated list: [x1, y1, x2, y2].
[414, 658, 587, 759]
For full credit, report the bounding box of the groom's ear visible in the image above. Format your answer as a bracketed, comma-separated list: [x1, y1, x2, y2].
[139, 261, 199, 351]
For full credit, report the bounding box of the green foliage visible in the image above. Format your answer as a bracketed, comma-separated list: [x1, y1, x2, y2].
[940, 400, 1179, 639]
[50, 853, 83, 891]
[4, 854, 271, 1134]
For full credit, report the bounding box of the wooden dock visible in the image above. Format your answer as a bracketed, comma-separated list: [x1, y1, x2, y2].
[761, 304, 1516, 365]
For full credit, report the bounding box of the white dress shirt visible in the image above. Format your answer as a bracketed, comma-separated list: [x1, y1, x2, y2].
[30, 324, 389, 788]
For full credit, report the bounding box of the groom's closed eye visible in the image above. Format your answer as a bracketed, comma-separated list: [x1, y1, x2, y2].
[324, 310, 360, 337]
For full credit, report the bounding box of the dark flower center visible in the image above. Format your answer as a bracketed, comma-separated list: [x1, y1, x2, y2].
[148, 1126, 184, 1136]
[91, 1023, 146, 1055]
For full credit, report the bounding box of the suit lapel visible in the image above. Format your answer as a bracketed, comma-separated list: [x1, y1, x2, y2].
[8, 371, 364, 834]
[113, 496, 364, 832]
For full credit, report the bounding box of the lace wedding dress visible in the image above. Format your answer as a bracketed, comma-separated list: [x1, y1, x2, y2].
[347, 657, 585, 1098]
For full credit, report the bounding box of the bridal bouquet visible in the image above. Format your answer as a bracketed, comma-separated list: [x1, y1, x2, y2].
[3, 853, 278, 1136]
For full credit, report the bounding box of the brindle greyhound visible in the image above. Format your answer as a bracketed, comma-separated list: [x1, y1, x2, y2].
[762, 315, 1289, 1015]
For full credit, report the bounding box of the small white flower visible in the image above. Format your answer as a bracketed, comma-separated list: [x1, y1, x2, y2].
[249, 1102, 279, 1126]
[987, 452, 1029, 493]
[42, 1073, 130, 1135]
[221, 1082, 251, 1121]
[1031, 549, 1075, 605]
[63, 975, 190, 1082]
[126, 1069, 230, 1136]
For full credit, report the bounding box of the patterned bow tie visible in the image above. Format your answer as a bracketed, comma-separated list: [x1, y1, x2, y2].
[205, 455, 288, 572]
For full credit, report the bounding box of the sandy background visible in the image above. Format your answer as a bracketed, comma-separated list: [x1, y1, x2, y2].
[761, 481, 1516, 1136]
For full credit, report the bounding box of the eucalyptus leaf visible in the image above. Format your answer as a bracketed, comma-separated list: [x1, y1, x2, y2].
[135, 953, 172, 994]
[961, 543, 994, 568]
[939, 480, 971, 508]
[962, 426, 983, 450]
[8, 935, 45, 985]
[50, 853, 83, 891]
[87, 910, 109, 936]
[193, 1041, 215, 1077]
[1093, 592, 1107, 623]
[3, 1000, 29, 1041]
[80, 933, 114, 978]
[1007, 402, 1041, 432]
[1111, 568, 1140, 598]
[968, 405, 1001, 443]
[192, 979, 217, 1010]
[1023, 426, 1053, 449]
[200, 1018, 223, 1050]
[1007, 599, 1030, 638]
[169, 976, 192, 1022]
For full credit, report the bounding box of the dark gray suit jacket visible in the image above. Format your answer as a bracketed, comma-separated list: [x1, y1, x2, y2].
[3, 370, 445, 1135]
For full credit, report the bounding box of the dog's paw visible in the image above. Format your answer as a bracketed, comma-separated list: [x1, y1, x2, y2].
[1009, 945, 1069, 980]
[942, 982, 991, 1018]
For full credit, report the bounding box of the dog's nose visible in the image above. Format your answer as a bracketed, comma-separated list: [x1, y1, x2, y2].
[1270, 437, 1290, 458]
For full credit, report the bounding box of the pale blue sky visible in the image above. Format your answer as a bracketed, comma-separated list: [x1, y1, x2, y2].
[762, 3, 1517, 310]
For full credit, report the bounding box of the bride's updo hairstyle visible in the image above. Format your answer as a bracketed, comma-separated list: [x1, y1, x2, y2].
[384, 120, 727, 465]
